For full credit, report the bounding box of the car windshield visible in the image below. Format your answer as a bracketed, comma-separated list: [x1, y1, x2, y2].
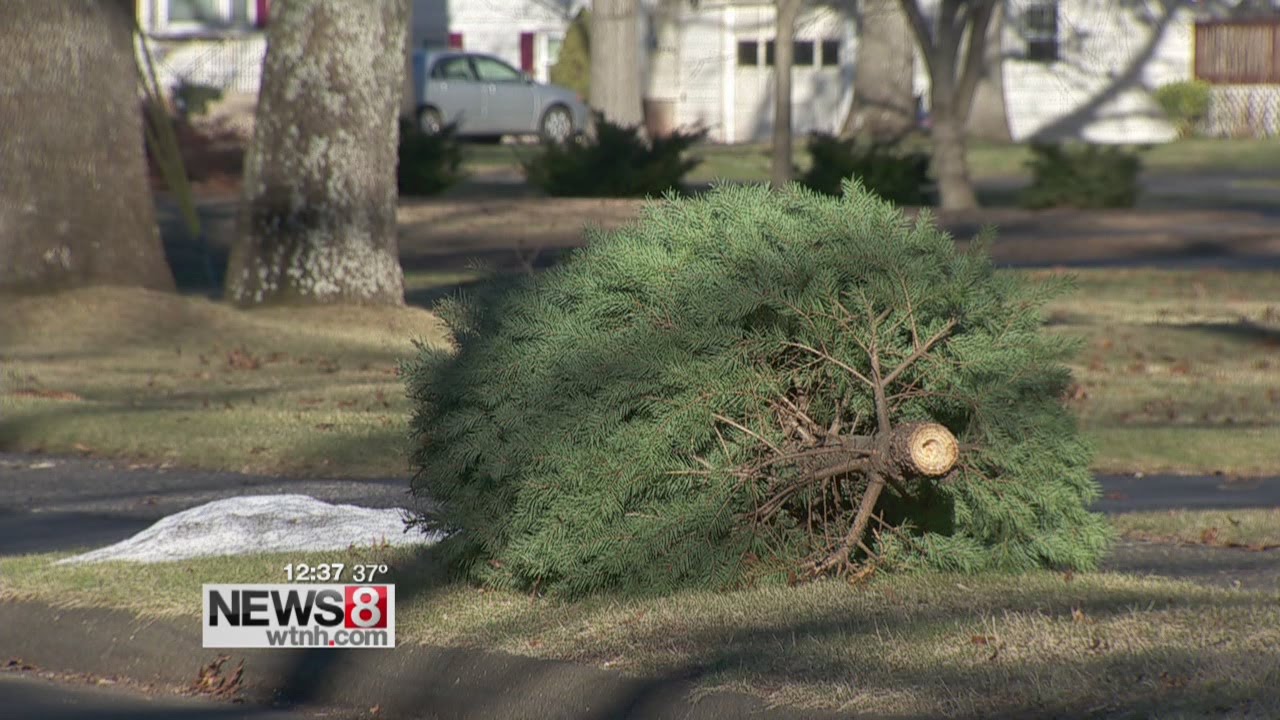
[472, 56, 524, 83]
[431, 56, 476, 81]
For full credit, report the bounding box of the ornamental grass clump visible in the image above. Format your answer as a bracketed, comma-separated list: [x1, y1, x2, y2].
[405, 181, 1111, 598]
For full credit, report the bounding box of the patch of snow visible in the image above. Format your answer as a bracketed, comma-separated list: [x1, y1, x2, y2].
[57, 494, 441, 565]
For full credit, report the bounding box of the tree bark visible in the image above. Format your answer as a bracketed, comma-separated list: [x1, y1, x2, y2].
[0, 0, 175, 294]
[841, 0, 915, 141]
[771, 0, 803, 188]
[965, 1, 1011, 143]
[900, 0, 997, 210]
[226, 0, 408, 306]
[590, 0, 644, 127]
[930, 113, 978, 209]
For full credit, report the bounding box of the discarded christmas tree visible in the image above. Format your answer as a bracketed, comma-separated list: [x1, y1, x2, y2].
[405, 181, 1112, 597]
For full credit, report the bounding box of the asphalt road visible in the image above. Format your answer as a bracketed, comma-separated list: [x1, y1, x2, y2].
[0, 673, 331, 720]
[4, 452, 1279, 553]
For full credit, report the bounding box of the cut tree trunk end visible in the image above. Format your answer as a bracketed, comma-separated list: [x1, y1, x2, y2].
[798, 422, 959, 581]
[888, 422, 959, 477]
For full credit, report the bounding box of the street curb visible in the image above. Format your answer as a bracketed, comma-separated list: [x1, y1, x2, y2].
[0, 600, 845, 720]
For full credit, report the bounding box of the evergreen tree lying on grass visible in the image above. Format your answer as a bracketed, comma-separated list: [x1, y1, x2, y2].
[404, 181, 1112, 598]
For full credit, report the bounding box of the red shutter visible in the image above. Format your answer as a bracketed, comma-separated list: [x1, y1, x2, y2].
[519, 32, 536, 73]
[255, 0, 269, 27]
[448, 32, 464, 49]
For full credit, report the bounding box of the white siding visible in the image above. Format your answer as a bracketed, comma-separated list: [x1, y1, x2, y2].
[719, 2, 855, 143]
[675, 4, 728, 137]
[434, 1, 587, 83]
[1000, 0, 1187, 143]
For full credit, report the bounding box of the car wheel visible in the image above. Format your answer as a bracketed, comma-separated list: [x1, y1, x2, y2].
[539, 105, 573, 144]
[417, 107, 444, 135]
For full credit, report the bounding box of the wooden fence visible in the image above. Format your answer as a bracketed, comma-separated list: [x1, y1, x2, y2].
[1195, 19, 1280, 85]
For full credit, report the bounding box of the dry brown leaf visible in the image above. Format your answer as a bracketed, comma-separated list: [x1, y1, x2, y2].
[10, 389, 83, 401]
[226, 348, 261, 370]
[1200, 527, 1220, 545]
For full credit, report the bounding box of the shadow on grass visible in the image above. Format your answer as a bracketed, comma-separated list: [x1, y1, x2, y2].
[1171, 320, 1280, 348]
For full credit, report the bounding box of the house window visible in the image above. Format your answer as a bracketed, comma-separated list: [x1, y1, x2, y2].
[1025, 1, 1059, 62]
[152, 0, 264, 34]
[763, 40, 816, 67]
[820, 39, 840, 67]
[794, 40, 815, 66]
[168, 0, 225, 23]
[737, 40, 759, 66]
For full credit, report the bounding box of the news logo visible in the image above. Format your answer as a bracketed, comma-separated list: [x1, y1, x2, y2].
[203, 584, 395, 648]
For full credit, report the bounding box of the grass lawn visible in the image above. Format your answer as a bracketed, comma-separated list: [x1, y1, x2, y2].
[4, 269, 1278, 478]
[2, 546, 1276, 717]
[459, 137, 1280, 187]
[0, 286, 449, 477]
[1111, 509, 1280, 550]
[1034, 269, 1280, 477]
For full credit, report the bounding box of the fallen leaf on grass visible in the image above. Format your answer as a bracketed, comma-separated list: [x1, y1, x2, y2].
[191, 656, 243, 699]
[10, 389, 83, 401]
[226, 348, 260, 371]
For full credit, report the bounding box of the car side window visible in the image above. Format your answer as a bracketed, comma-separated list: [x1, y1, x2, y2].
[471, 56, 524, 83]
[431, 57, 476, 82]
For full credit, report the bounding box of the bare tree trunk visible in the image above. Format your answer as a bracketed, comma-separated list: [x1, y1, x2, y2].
[771, 0, 802, 188]
[930, 112, 978, 209]
[841, 0, 915, 141]
[0, 0, 175, 294]
[226, 0, 408, 306]
[900, 0, 997, 210]
[966, 1, 1011, 142]
[590, 0, 643, 127]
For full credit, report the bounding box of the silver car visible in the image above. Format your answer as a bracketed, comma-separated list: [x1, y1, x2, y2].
[411, 50, 589, 143]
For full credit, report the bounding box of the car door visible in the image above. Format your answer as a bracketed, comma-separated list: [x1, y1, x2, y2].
[470, 55, 538, 135]
[425, 55, 486, 135]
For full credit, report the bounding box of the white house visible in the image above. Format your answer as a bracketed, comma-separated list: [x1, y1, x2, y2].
[135, 0, 1275, 144]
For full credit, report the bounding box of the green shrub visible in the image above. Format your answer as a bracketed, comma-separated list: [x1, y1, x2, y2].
[404, 182, 1111, 598]
[397, 119, 465, 197]
[172, 81, 223, 118]
[1019, 143, 1143, 209]
[520, 113, 706, 197]
[549, 8, 590, 98]
[1154, 80, 1211, 138]
[799, 133, 933, 205]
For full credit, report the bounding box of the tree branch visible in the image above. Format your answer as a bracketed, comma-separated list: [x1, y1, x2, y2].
[882, 317, 958, 387]
[898, 0, 938, 80]
[953, 0, 997, 124]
